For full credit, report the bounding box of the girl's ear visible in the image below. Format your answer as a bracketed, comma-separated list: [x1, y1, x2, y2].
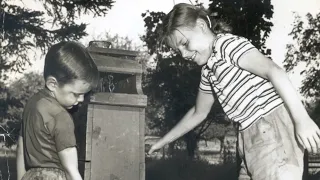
[45, 76, 58, 92]
[196, 18, 210, 33]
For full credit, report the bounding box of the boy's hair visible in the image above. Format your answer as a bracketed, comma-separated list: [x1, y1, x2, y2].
[43, 41, 99, 88]
[160, 3, 232, 48]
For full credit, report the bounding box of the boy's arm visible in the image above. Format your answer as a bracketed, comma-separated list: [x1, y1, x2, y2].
[58, 147, 82, 180]
[53, 112, 82, 180]
[237, 48, 320, 153]
[16, 136, 26, 180]
[148, 90, 215, 154]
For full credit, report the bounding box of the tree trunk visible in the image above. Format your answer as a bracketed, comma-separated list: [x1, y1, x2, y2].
[167, 142, 175, 158]
[218, 137, 225, 163]
[185, 132, 198, 160]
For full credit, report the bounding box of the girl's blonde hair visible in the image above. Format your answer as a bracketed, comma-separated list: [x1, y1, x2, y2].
[160, 3, 232, 47]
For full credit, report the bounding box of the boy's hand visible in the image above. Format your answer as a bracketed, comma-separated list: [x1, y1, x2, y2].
[295, 118, 320, 154]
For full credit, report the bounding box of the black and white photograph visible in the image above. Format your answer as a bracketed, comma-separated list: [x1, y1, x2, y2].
[0, 0, 320, 179]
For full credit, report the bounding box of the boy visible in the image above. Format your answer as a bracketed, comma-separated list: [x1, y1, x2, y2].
[16, 41, 99, 180]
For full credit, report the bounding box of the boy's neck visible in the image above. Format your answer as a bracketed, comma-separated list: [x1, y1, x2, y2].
[44, 86, 56, 99]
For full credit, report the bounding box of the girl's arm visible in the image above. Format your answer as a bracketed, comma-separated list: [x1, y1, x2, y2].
[238, 48, 320, 153]
[16, 136, 26, 180]
[148, 90, 215, 154]
[58, 147, 82, 180]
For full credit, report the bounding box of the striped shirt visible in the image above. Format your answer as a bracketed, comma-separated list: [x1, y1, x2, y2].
[199, 33, 283, 131]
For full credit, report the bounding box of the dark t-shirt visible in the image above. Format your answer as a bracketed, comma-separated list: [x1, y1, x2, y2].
[20, 89, 76, 170]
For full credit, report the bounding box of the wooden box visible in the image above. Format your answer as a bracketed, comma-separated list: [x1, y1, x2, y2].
[71, 43, 147, 180]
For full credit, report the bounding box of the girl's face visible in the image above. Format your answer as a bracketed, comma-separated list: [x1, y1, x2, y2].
[168, 19, 215, 66]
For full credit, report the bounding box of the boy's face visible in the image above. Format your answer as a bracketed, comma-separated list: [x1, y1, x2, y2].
[168, 19, 214, 66]
[50, 79, 92, 109]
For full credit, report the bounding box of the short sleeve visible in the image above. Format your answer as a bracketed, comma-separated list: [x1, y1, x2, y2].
[199, 67, 212, 94]
[220, 35, 257, 66]
[53, 111, 76, 152]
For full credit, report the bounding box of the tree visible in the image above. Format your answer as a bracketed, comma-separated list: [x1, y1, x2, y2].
[143, 55, 228, 159]
[8, 72, 44, 117]
[0, 82, 19, 146]
[0, 0, 114, 79]
[201, 122, 236, 163]
[141, 0, 274, 159]
[141, 0, 274, 56]
[0, 72, 44, 146]
[284, 12, 320, 125]
[207, 0, 274, 56]
[0, 0, 114, 145]
[98, 32, 141, 51]
[284, 12, 320, 98]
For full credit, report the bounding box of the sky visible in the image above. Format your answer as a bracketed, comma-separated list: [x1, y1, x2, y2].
[7, 0, 320, 92]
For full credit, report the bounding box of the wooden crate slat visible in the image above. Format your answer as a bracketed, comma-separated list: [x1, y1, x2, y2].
[88, 46, 140, 57]
[90, 93, 147, 107]
[85, 104, 94, 161]
[91, 53, 142, 74]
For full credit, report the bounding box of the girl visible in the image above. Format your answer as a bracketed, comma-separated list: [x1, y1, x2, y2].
[148, 3, 320, 180]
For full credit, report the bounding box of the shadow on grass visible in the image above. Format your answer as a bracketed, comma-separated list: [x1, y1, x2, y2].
[146, 156, 238, 180]
[146, 156, 320, 180]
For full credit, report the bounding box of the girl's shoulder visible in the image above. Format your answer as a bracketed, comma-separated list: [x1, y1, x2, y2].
[213, 33, 249, 51]
[215, 33, 240, 45]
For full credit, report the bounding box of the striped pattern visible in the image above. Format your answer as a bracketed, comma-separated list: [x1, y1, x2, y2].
[200, 34, 283, 131]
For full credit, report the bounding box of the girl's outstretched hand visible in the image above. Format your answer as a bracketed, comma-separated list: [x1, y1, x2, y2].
[147, 141, 163, 156]
[295, 117, 320, 154]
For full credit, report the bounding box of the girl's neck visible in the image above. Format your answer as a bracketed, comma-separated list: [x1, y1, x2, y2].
[211, 33, 218, 52]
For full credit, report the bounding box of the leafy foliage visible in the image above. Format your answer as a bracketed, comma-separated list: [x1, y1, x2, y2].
[283, 12, 320, 126]
[141, 0, 274, 56]
[284, 12, 320, 98]
[0, 72, 44, 146]
[0, 0, 114, 77]
[0, 0, 115, 146]
[207, 0, 274, 56]
[143, 55, 229, 158]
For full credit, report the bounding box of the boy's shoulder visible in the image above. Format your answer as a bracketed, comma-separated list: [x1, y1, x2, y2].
[23, 89, 74, 138]
[26, 89, 68, 120]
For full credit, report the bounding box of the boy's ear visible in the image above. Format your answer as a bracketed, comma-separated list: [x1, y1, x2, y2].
[45, 76, 58, 92]
[196, 18, 209, 33]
